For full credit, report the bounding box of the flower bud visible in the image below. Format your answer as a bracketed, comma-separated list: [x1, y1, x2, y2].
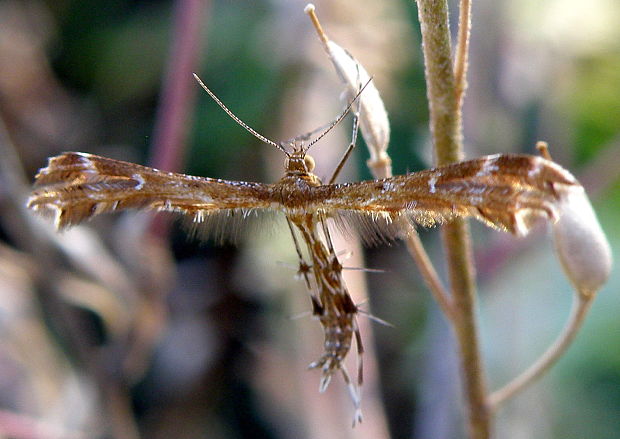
[553, 186, 612, 298]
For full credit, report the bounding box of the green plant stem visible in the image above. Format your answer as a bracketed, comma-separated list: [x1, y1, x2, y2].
[443, 220, 489, 438]
[454, 0, 472, 110]
[415, 1, 491, 438]
[416, 0, 462, 164]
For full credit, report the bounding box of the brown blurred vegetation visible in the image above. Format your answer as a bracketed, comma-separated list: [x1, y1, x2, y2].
[0, 0, 618, 438]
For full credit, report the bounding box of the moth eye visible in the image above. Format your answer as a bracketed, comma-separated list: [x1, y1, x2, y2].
[304, 154, 315, 172]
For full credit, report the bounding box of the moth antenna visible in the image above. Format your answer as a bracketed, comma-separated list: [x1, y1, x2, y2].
[305, 77, 373, 151]
[193, 73, 287, 154]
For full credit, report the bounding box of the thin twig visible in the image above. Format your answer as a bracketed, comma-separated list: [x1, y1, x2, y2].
[304, 4, 329, 48]
[415, 1, 491, 438]
[402, 225, 455, 319]
[453, 0, 472, 110]
[148, 0, 210, 237]
[488, 294, 595, 409]
[150, 0, 210, 172]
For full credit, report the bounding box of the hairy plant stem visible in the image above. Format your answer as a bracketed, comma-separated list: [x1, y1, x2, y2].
[454, 0, 472, 109]
[443, 220, 489, 438]
[415, 1, 491, 438]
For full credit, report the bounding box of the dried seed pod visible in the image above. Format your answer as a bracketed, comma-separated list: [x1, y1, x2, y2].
[325, 41, 390, 169]
[553, 186, 612, 298]
[305, 4, 391, 178]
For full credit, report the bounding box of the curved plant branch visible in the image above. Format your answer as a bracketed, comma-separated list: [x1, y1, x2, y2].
[486, 141, 610, 409]
[403, 229, 455, 319]
[489, 294, 595, 409]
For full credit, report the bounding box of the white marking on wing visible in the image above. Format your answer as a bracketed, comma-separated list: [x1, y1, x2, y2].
[428, 175, 437, 193]
[132, 173, 145, 190]
[475, 156, 499, 177]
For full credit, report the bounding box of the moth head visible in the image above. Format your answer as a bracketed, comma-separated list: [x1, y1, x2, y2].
[285, 150, 315, 174]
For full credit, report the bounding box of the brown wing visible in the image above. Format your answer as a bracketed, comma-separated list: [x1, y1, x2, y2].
[27, 152, 274, 229]
[314, 154, 580, 237]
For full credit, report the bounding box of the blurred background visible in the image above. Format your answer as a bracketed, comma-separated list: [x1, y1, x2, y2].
[0, 0, 618, 438]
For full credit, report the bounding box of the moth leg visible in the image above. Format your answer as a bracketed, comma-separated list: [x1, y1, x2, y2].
[353, 321, 364, 387]
[318, 213, 336, 254]
[328, 70, 363, 185]
[286, 217, 313, 290]
[340, 363, 363, 426]
[345, 321, 365, 426]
